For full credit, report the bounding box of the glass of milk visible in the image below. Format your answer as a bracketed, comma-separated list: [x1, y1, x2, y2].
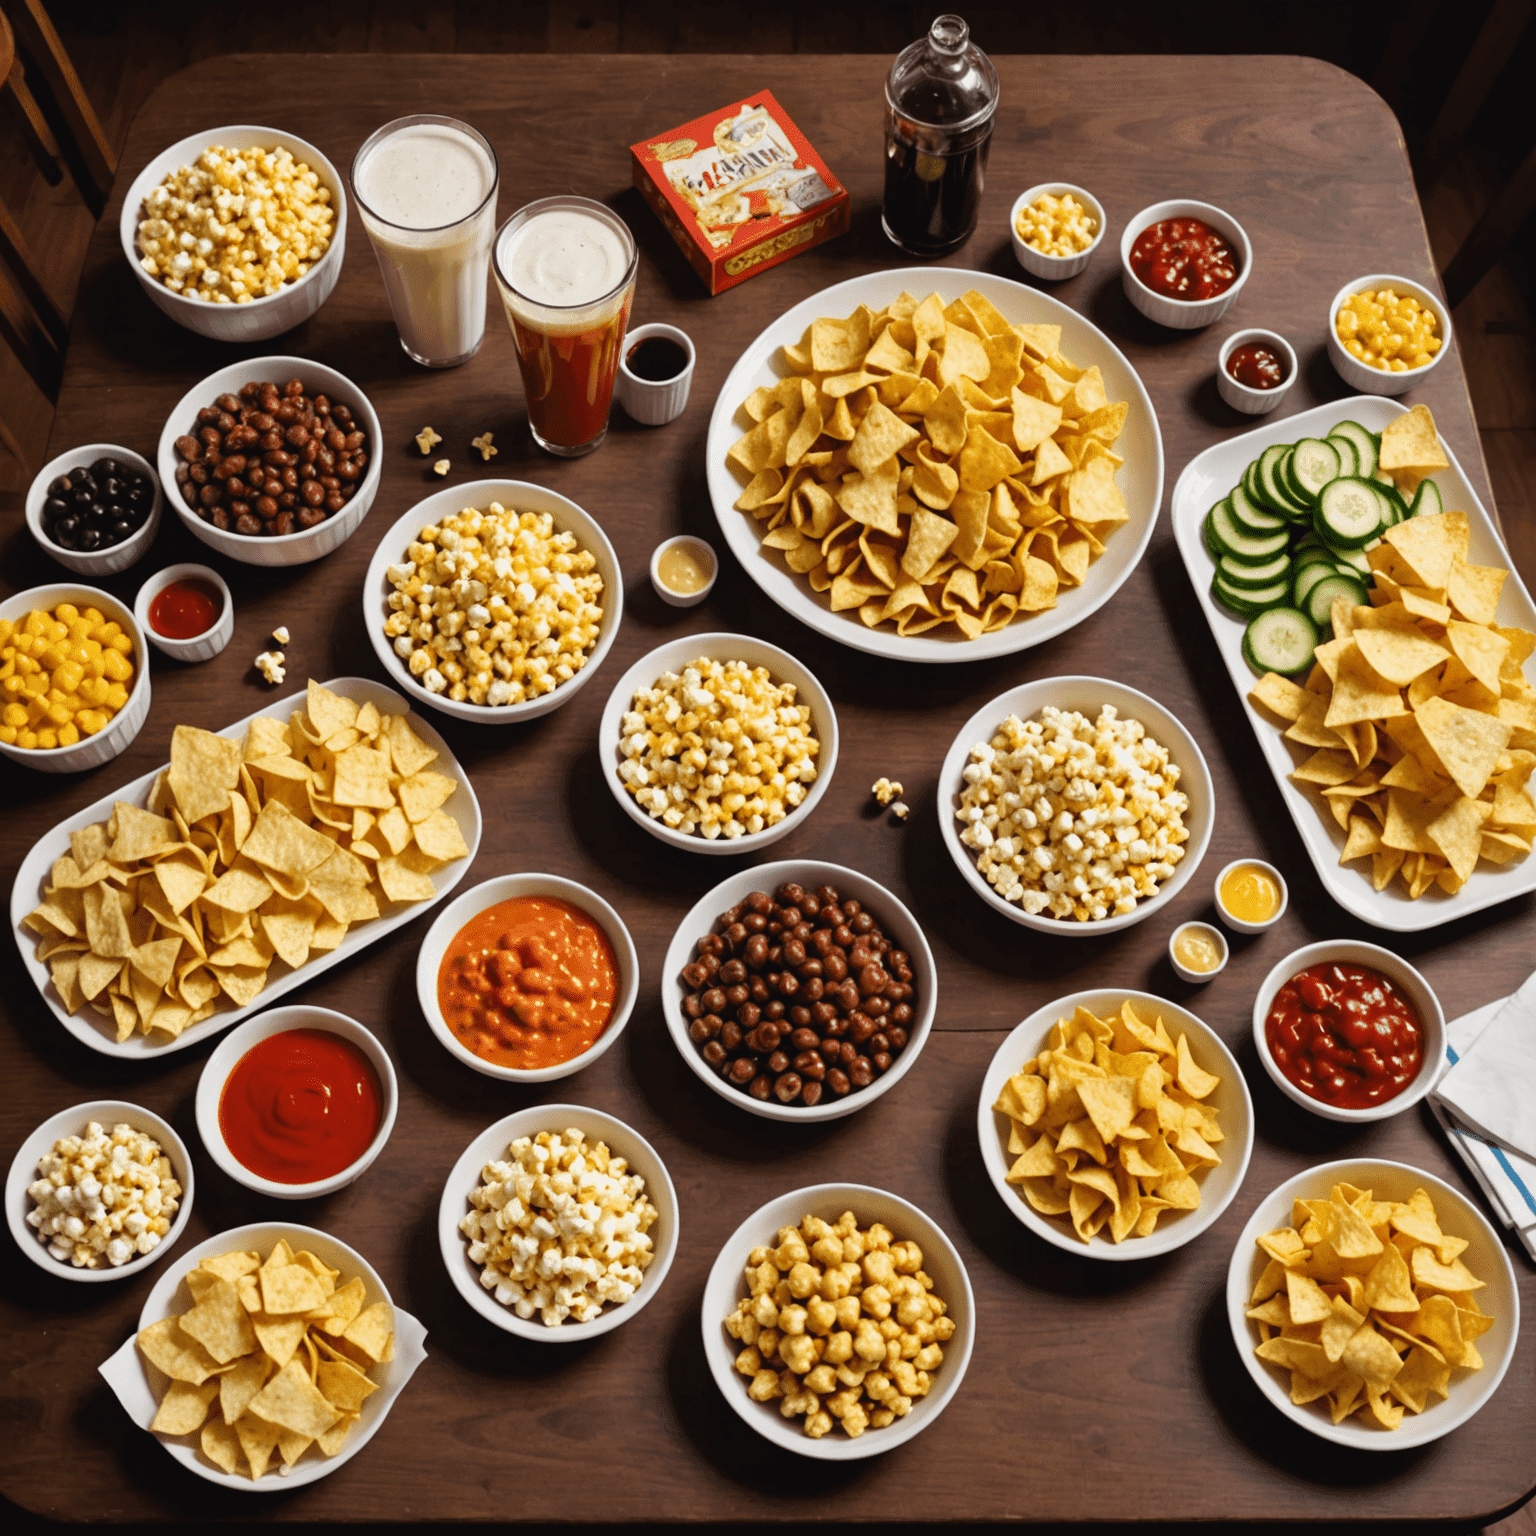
[351, 115, 499, 368]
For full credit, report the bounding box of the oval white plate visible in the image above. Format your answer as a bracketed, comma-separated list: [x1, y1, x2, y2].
[705, 266, 1163, 663]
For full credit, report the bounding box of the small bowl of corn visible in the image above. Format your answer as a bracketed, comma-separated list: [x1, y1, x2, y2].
[1326, 273, 1452, 397]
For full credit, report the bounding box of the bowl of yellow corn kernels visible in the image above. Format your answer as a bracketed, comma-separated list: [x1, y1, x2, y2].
[1326, 272, 1452, 397]
[0, 584, 151, 773]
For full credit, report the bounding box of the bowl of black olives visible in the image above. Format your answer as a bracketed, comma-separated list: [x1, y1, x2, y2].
[26, 445, 161, 576]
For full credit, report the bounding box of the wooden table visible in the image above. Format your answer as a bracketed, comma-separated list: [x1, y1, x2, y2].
[1, 53, 1531, 1524]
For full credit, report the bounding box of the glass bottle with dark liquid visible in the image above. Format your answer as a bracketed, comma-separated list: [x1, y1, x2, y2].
[882, 15, 999, 258]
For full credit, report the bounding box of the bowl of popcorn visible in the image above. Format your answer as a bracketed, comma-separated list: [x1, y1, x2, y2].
[364, 480, 622, 723]
[937, 675, 1214, 934]
[1009, 182, 1105, 281]
[438, 1105, 679, 1342]
[6, 1100, 194, 1283]
[598, 634, 838, 853]
[1326, 273, 1452, 397]
[119, 125, 345, 343]
[702, 1182, 975, 1460]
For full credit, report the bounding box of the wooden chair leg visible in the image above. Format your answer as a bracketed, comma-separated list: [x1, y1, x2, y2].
[0, 194, 66, 350]
[1442, 137, 1536, 308]
[4, 55, 64, 186]
[1421, 0, 1536, 183]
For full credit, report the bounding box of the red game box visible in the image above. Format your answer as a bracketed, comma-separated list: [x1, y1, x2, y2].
[630, 91, 849, 296]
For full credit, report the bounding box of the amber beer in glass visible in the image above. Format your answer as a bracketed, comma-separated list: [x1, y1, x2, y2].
[493, 197, 639, 457]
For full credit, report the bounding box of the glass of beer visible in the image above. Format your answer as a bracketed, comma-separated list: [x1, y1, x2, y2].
[493, 197, 638, 457]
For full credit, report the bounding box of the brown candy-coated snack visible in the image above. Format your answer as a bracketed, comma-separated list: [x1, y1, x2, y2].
[681, 880, 915, 1109]
[172, 378, 367, 537]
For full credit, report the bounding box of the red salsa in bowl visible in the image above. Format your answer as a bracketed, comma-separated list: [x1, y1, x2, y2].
[1226, 343, 1288, 390]
[1130, 218, 1239, 302]
[1265, 962, 1423, 1110]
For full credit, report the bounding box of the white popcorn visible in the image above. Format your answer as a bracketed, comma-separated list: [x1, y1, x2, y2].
[459, 1129, 657, 1328]
[955, 704, 1189, 923]
[254, 649, 286, 685]
[26, 1121, 180, 1269]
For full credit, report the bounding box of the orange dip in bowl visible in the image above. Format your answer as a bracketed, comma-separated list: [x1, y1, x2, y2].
[437, 895, 618, 1070]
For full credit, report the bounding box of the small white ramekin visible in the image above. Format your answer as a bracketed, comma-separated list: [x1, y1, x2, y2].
[133, 562, 233, 663]
[1169, 920, 1229, 984]
[1326, 272, 1452, 397]
[1216, 328, 1298, 416]
[617, 322, 696, 426]
[194, 1005, 398, 1200]
[1251, 941, 1446, 1124]
[1008, 182, 1105, 281]
[649, 534, 718, 608]
[26, 444, 163, 578]
[415, 873, 639, 1083]
[0, 582, 151, 773]
[1121, 199, 1252, 330]
[1214, 857, 1288, 934]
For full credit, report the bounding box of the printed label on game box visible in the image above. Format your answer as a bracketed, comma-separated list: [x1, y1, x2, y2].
[631, 92, 849, 295]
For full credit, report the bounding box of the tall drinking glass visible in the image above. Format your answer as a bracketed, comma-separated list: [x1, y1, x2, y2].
[351, 115, 499, 368]
[493, 197, 638, 458]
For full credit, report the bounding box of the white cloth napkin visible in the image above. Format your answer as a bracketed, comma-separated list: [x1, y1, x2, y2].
[1435, 970, 1536, 1164]
[1431, 991, 1536, 1264]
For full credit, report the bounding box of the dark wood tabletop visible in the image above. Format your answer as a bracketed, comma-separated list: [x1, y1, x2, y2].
[1, 52, 1531, 1524]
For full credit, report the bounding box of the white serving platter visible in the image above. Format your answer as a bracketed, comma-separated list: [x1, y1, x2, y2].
[706, 266, 1164, 664]
[10, 677, 482, 1058]
[1169, 395, 1536, 930]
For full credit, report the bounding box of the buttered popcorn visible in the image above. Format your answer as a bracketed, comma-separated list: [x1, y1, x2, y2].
[956, 704, 1190, 921]
[460, 1129, 658, 1327]
[136, 145, 334, 304]
[619, 658, 819, 840]
[383, 502, 604, 706]
[27, 1120, 181, 1269]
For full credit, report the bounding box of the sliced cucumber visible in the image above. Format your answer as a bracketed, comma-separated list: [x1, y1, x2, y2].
[1243, 606, 1319, 676]
[1210, 499, 1290, 560]
[1203, 507, 1224, 560]
[1409, 478, 1443, 519]
[1290, 438, 1342, 501]
[1243, 459, 1270, 511]
[1219, 551, 1292, 588]
[1376, 480, 1409, 526]
[1330, 421, 1378, 478]
[1305, 574, 1368, 630]
[1229, 481, 1287, 533]
[1258, 444, 1311, 518]
[1214, 572, 1291, 618]
[1326, 432, 1360, 478]
[1334, 546, 1372, 577]
[1292, 560, 1340, 607]
[1250, 445, 1290, 511]
[1316, 477, 1387, 548]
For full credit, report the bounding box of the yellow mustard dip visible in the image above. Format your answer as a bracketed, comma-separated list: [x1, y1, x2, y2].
[1173, 925, 1223, 974]
[658, 543, 712, 595]
[1220, 864, 1280, 925]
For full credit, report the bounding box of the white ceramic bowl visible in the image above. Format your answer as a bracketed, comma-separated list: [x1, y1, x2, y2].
[362, 479, 623, 724]
[1251, 940, 1447, 1124]
[194, 1005, 398, 1199]
[0, 582, 151, 773]
[617, 322, 696, 426]
[7, 1099, 194, 1283]
[1008, 182, 1105, 281]
[438, 1104, 678, 1343]
[937, 676, 1215, 936]
[133, 562, 233, 663]
[1121, 199, 1252, 329]
[100, 1220, 424, 1490]
[1326, 272, 1452, 397]
[649, 534, 718, 608]
[415, 873, 639, 1083]
[701, 1182, 975, 1460]
[599, 633, 837, 854]
[1226, 1158, 1518, 1449]
[661, 860, 935, 1123]
[1216, 328, 1298, 416]
[1214, 856, 1288, 934]
[157, 357, 381, 568]
[1169, 920, 1229, 984]
[978, 989, 1253, 1260]
[26, 444, 163, 577]
[119, 125, 346, 343]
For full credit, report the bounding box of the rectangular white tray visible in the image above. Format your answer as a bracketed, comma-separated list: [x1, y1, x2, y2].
[9, 677, 482, 1058]
[1169, 395, 1536, 931]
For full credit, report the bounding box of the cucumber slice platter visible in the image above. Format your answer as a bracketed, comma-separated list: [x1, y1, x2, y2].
[1203, 419, 1438, 677]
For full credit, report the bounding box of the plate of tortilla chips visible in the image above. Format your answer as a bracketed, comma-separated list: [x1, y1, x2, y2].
[10, 678, 481, 1058]
[1171, 396, 1536, 929]
[707, 268, 1162, 662]
[1226, 1161, 1518, 1448]
[98, 1223, 427, 1489]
